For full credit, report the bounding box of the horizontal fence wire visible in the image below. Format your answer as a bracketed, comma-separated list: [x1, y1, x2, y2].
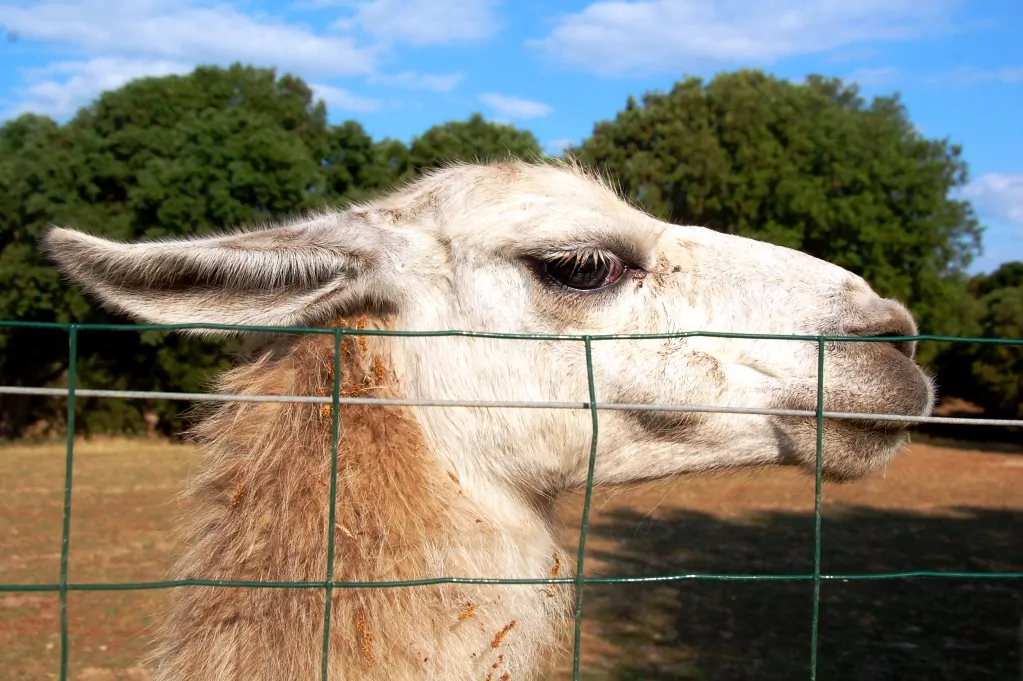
[1, 385, 1022, 427]
[5, 570, 1023, 592]
[1, 320, 1021, 681]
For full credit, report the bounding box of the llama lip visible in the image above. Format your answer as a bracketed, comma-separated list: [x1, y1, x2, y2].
[829, 414, 920, 434]
[826, 345, 935, 420]
[768, 353, 934, 482]
[796, 382, 934, 431]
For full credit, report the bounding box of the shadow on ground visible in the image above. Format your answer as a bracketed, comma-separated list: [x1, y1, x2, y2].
[579, 505, 1023, 681]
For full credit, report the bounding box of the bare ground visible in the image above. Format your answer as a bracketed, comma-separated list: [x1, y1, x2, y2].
[1, 437, 1020, 681]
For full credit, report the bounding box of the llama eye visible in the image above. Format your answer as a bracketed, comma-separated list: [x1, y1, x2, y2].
[543, 251, 627, 291]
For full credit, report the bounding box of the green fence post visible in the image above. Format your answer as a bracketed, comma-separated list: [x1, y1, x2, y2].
[58, 325, 79, 681]
[571, 336, 601, 681]
[321, 330, 344, 681]
[810, 337, 825, 680]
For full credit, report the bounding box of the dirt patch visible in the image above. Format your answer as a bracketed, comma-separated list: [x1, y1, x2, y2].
[75, 667, 151, 681]
[0, 439, 194, 681]
[551, 443, 1023, 680]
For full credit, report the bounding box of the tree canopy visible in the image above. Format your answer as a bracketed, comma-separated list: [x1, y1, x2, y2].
[406, 112, 542, 172]
[937, 261, 1023, 421]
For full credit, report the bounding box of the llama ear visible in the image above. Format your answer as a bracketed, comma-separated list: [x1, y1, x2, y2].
[42, 217, 415, 334]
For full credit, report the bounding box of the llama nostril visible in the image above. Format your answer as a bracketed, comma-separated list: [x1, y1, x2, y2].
[838, 298, 920, 357]
[861, 331, 916, 359]
[846, 300, 919, 359]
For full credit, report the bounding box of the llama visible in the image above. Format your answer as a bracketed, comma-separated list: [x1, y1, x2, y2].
[43, 160, 935, 681]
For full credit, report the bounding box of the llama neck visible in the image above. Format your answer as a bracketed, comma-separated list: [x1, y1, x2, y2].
[151, 319, 574, 681]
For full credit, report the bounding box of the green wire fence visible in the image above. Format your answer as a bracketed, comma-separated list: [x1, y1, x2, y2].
[1, 319, 1021, 681]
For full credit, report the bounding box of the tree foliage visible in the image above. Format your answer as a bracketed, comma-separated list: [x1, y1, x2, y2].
[970, 284, 1023, 419]
[406, 112, 543, 173]
[935, 262, 1023, 421]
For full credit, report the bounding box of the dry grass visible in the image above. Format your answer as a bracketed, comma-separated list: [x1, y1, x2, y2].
[1, 437, 1021, 681]
[553, 439, 1023, 681]
[0, 439, 197, 681]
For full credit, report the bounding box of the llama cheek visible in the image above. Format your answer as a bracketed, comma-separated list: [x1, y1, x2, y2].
[687, 351, 728, 400]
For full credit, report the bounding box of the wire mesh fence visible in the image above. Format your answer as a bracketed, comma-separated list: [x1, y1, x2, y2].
[1, 319, 1021, 681]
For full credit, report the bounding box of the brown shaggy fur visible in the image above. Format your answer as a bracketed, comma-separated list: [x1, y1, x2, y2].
[148, 316, 572, 680]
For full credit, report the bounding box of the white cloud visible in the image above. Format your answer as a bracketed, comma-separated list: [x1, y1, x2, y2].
[369, 71, 464, 92]
[530, 0, 957, 77]
[478, 93, 552, 120]
[0, 2, 378, 78]
[2, 57, 192, 119]
[311, 83, 382, 113]
[959, 174, 1023, 225]
[0, 0, 391, 120]
[0, 0, 505, 120]
[337, 0, 501, 46]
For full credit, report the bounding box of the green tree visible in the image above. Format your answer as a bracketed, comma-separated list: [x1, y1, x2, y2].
[567, 70, 984, 362]
[0, 63, 405, 438]
[970, 283, 1023, 419]
[968, 260, 1023, 297]
[0, 113, 92, 437]
[406, 113, 542, 173]
[322, 122, 409, 203]
[936, 262, 1023, 420]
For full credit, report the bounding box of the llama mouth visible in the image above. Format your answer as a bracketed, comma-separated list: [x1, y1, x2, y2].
[771, 381, 933, 434]
[794, 350, 936, 433]
[828, 415, 910, 433]
[770, 415, 914, 483]
[768, 370, 933, 480]
[789, 400, 930, 434]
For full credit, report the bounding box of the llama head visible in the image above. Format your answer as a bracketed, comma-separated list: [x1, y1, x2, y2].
[43, 160, 934, 494]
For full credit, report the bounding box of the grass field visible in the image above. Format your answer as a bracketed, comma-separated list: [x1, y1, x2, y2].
[1, 437, 1021, 681]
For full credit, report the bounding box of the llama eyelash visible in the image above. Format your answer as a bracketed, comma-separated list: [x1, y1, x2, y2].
[548, 248, 615, 275]
[538, 248, 631, 292]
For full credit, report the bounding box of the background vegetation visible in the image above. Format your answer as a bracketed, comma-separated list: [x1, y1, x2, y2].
[0, 63, 1019, 439]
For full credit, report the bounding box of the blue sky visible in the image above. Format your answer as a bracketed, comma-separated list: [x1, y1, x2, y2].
[0, 0, 1020, 274]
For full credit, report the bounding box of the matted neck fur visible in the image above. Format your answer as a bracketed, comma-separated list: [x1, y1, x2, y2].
[43, 159, 935, 680]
